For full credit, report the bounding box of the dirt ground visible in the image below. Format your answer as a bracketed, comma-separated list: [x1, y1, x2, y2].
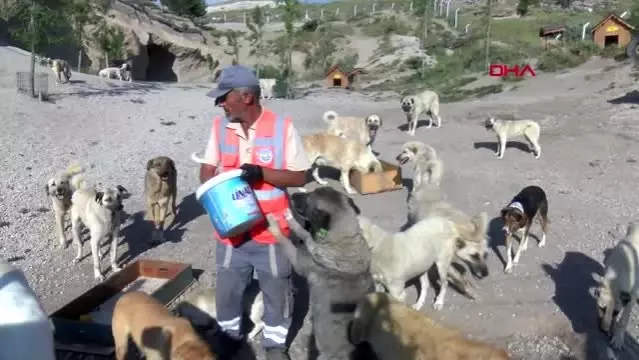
[2, 47, 639, 359]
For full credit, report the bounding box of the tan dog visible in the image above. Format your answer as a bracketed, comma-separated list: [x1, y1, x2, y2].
[350, 292, 510, 360]
[303, 133, 382, 194]
[112, 291, 216, 360]
[145, 156, 178, 243]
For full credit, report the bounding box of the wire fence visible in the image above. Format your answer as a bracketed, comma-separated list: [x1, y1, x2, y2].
[16, 71, 49, 101]
[207, 0, 467, 29]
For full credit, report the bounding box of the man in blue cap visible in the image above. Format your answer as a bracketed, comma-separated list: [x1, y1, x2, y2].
[199, 65, 311, 360]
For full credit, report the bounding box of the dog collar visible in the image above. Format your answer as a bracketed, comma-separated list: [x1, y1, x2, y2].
[507, 201, 524, 213]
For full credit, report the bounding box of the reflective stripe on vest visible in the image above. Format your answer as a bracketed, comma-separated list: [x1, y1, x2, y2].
[213, 110, 291, 245]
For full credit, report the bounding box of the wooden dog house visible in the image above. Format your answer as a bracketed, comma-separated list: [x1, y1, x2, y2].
[539, 24, 566, 49]
[324, 65, 368, 90]
[591, 13, 635, 49]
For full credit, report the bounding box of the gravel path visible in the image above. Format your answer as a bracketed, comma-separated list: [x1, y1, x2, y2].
[2, 46, 639, 359]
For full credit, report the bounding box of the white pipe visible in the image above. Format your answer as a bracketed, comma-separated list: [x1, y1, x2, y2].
[581, 22, 590, 40]
[620, 11, 628, 18]
[465, 23, 470, 33]
[454, 8, 460, 28]
[445, 0, 451, 18]
[439, 0, 445, 16]
[433, 0, 437, 13]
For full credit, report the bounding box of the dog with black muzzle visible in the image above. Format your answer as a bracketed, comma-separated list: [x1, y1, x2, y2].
[45, 164, 85, 247]
[590, 221, 639, 350]
[266, 186, 374, 360]
[144, 156, 178, 244]
[500, 185, 548, 273]
[400, 90, 442, 136]
[70, 184, 129, 281]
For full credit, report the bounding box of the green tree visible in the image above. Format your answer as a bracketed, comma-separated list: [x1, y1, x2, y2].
[415, 0, 430, 78]
[246, 6, 266, 78]
[92, 0, 114, 67]
[484, 0, 493, 68]
[223, 30, 241, 65]
[163, 0, 206, 19]
[6, 0, 71, 97]
[66, 0, 92, 72]
[278, 0, 301, 99]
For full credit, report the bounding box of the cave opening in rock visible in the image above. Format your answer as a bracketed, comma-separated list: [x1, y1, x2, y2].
[146, 43, 177, 82]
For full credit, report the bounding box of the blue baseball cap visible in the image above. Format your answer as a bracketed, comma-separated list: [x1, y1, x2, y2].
[206, 65, 260, 100]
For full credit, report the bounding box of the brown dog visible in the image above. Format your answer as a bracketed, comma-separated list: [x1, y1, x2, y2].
[350, 292, 510, 360]
[145, 156, 178, 243]
[111, 291, 216, 360]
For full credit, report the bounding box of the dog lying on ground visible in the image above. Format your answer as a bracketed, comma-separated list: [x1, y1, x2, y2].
[145, 156, 178, 244]
[358, 212, 488, 311]
[98, 67, 127, 81]
[112, 291, 216, 360]
[0, 260, 56, 360]
[51, 59, 71, 84]
[46, 163, 85, 247]
[400, 90, 442, 136]
[590, 221, 639, 350]
[303, 133, 383, 194]
[259, 78, 276, 99]
[70, 183, 128, 281]
[500, 185, 548, 273]
[266, 186, 374, 360]
[350, 292, 510, 360]
[174, 287, 265, 340]
[484, 117, 541, 159]
[323, 110, 383, 151]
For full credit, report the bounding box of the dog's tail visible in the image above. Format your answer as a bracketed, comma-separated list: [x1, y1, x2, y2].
[65, 164, 85, 191]
[421, 158, 443, 186]
[467, 211, 489, 243]
[323, 110, 338, 123]
[626, 221, 639, 247]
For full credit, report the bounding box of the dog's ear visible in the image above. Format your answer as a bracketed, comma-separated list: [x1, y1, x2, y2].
[146, 159, 154, 170]
[456, 237, 466, 249]
[44, 184, 49, 196]
[95, 191, 104, 204]
[116, 185, 128, 194]
[168, 158, 177, 173]
[141, 326, 172, 349]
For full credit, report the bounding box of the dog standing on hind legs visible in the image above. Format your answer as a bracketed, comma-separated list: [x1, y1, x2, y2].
[500, 185, 549, 273]
[145, 156, 178, 244]
[46, 164, 85, 247]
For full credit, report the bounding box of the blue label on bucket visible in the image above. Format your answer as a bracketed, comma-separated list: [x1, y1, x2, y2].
[197, 173, 264, 237]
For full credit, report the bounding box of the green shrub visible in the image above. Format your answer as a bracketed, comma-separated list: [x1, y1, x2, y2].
[361, 16, 412, 37]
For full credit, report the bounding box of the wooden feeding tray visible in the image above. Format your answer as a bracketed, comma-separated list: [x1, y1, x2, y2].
[349, 160, 404, 195]
[50, 259, 195, 356]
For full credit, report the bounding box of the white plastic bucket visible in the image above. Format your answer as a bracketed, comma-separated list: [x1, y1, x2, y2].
[196, 169, 264, 238]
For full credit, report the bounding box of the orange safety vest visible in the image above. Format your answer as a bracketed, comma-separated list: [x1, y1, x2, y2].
[212, 109, 291, 246]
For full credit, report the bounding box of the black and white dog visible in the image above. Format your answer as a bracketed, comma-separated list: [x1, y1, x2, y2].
[500, 185, 549, 273]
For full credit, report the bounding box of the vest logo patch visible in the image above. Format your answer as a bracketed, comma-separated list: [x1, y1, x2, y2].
[257, 147, 273, 164]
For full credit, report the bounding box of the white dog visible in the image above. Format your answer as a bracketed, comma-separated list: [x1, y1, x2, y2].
[484, 117, 541, 159]
[590, 221, 639, 350]
[323, 111, 383, 151]
[400, 90, 442, 136]
[70, 184, 128, 281]
[45, 164, 85, 247]
[303, 133, 383, 194]
[0, 260, 56, 360]
[175, 287, 265, 339]
[358, 213, 489, 311]
[51, 59, 71, 84]
[259, 78, 276, 99]
[98, 67, 125, 81]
